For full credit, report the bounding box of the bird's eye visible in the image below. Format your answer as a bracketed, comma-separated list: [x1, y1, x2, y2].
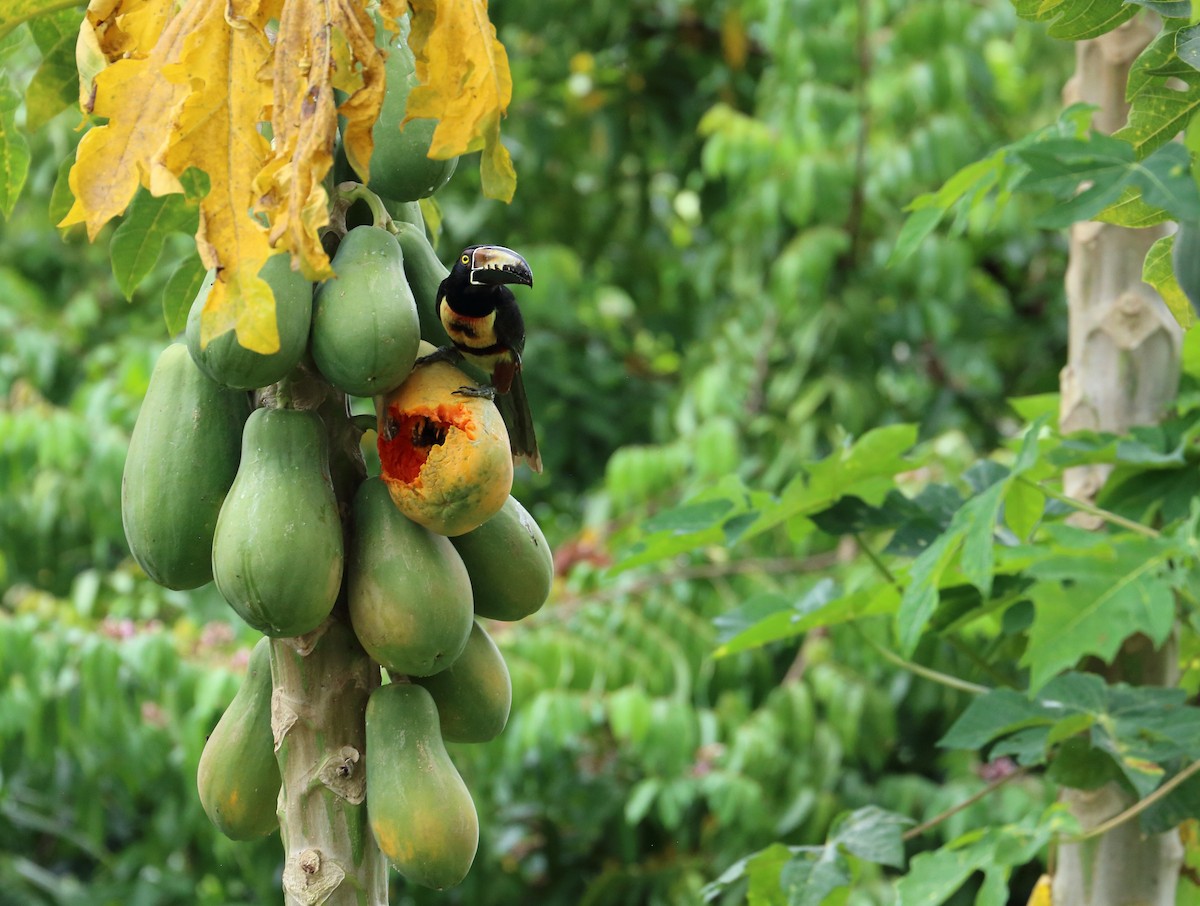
[461, 254, 470, 265]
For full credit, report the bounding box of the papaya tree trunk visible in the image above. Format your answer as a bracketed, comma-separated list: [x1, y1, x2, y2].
[265, 372, 390, 906]
[1052, 16, 1183, 906]
[271, 622, 387, 905]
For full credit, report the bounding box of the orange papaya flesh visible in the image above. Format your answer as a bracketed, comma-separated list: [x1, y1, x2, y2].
[378, 403, 478, 485]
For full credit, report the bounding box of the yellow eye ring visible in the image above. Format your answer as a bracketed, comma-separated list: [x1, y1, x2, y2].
[461, 254, 470, 265]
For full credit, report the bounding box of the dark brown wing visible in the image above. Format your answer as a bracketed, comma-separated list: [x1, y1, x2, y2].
[492, 296, 526, 357]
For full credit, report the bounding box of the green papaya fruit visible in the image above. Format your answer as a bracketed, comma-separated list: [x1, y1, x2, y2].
[348, 477, 473, 676]
[122, 343, 250, 590]
[450, 495, 553, 621]
[365, 682, 478, 889]
[415, 620, 511, 743]
[197, 637, 281, 840]
[1173, 221, 1200, 316]
[212, 408, 343, 637]
[363, 19, 457, 202]
[311, 225, 421, 397]
[185, 254, 313, 390]
[393, 220, 450, 345]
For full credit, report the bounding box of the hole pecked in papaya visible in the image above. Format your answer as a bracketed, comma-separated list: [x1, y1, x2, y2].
[378, 405, 475, 486]
[411, 416, 448, 449]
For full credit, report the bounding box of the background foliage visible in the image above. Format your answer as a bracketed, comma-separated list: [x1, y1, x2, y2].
[7, 0, 1195, 904]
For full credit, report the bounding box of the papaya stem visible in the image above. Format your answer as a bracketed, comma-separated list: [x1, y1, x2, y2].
[268, 370, 387, 905]
[351, 413, 378, 435]
[329, 181, 394, 235]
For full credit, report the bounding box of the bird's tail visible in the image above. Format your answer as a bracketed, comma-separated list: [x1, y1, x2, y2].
[496, 370, 542, 473]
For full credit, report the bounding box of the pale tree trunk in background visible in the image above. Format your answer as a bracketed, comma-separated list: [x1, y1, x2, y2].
[1052, 17, 1184, 906]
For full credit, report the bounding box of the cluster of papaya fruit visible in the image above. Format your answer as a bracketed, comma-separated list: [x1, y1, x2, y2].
[120, 18, 551, 892]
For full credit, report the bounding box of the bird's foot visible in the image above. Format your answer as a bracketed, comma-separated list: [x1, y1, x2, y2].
[452, 384, 496, 401]
[414, 345, 463, 367]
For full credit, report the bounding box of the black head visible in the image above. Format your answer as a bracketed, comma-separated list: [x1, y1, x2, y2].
[452, 245, 534, 289]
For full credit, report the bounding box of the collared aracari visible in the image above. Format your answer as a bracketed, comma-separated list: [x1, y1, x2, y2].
[419, 245, 542, 473]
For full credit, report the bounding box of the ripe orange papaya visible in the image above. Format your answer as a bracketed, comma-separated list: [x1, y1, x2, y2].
[450, 495, 553, 621]
[197, 637, 281, 840]
[365, 682, 478, 889]
[348, 477, 474, 676]
[415, 620, 511, 743]
[212, 408, 343, 637]
[376, 341, 512, 537]
[311, 226, 421, 398]
[122, 343, 250, 590]
[185, 254, 313, 390]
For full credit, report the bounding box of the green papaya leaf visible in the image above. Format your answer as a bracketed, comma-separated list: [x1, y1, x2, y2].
[161, 252, 206, 336]
[0, 70, 29, 218]
[25, 9, 80, 130]
[1124, 0, 1190, 17]
[1010, 0, 1137, 41]
[0, 0, 83, 41]
[1017, 138, 1200, 226]
[829, 806, 912, 868]
[1143, 233, 1195, 330]
[1023, 536, 1177, 691]
[110, 188, 202, 300]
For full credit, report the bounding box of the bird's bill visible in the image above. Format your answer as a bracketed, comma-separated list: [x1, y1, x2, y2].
[469, 246, 533, 288]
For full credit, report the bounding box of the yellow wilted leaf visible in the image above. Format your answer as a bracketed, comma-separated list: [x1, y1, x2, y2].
[376, 0, 408, 36]
[58, 0, 203, 238]
[165, 0, 280, 354]
[74, 18, 105, 112]
[331, 6, 385, 189]
[200, 255, 279, 353]
[113, 0, 176, 57]
[405, 0, 517, 202]
[78, 0, 173, 68]
[254, 0, 383, 281]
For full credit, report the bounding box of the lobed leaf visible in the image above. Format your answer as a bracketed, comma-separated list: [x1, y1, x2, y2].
[170, 0, 280, 352]
[1003, 479, 1045, 542]
[57, 3, 199, 238]
[1010, 0, 1137, 41]
[25, 9, 82, 130]
[161, 251, 206, 335]
[712, 582, 903, 659]
[0, 0, 81, 41]
[1123, 0, 1191, 16]
[0, 70, 29, 219]
[1094, 187, 1173, 228]
[109, 188, 200, 300]
[896, 482, 1007, 655]
[1144, 233, 1195, 330]
[900, 809, 1074, 906]
[81, 0, 177, 63]
[406, 0, 517, 201]
[741, 424, 921, 542]
[1126, 17, 1189, 102]
[1114, 77, 1200, 160]
[254, 0, 386, 289]
[1022, 536, 1178, 691]
[829, 806, 912, 869]
[1017, 137, 1200, 227]
[888, 105, 1094, 264]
